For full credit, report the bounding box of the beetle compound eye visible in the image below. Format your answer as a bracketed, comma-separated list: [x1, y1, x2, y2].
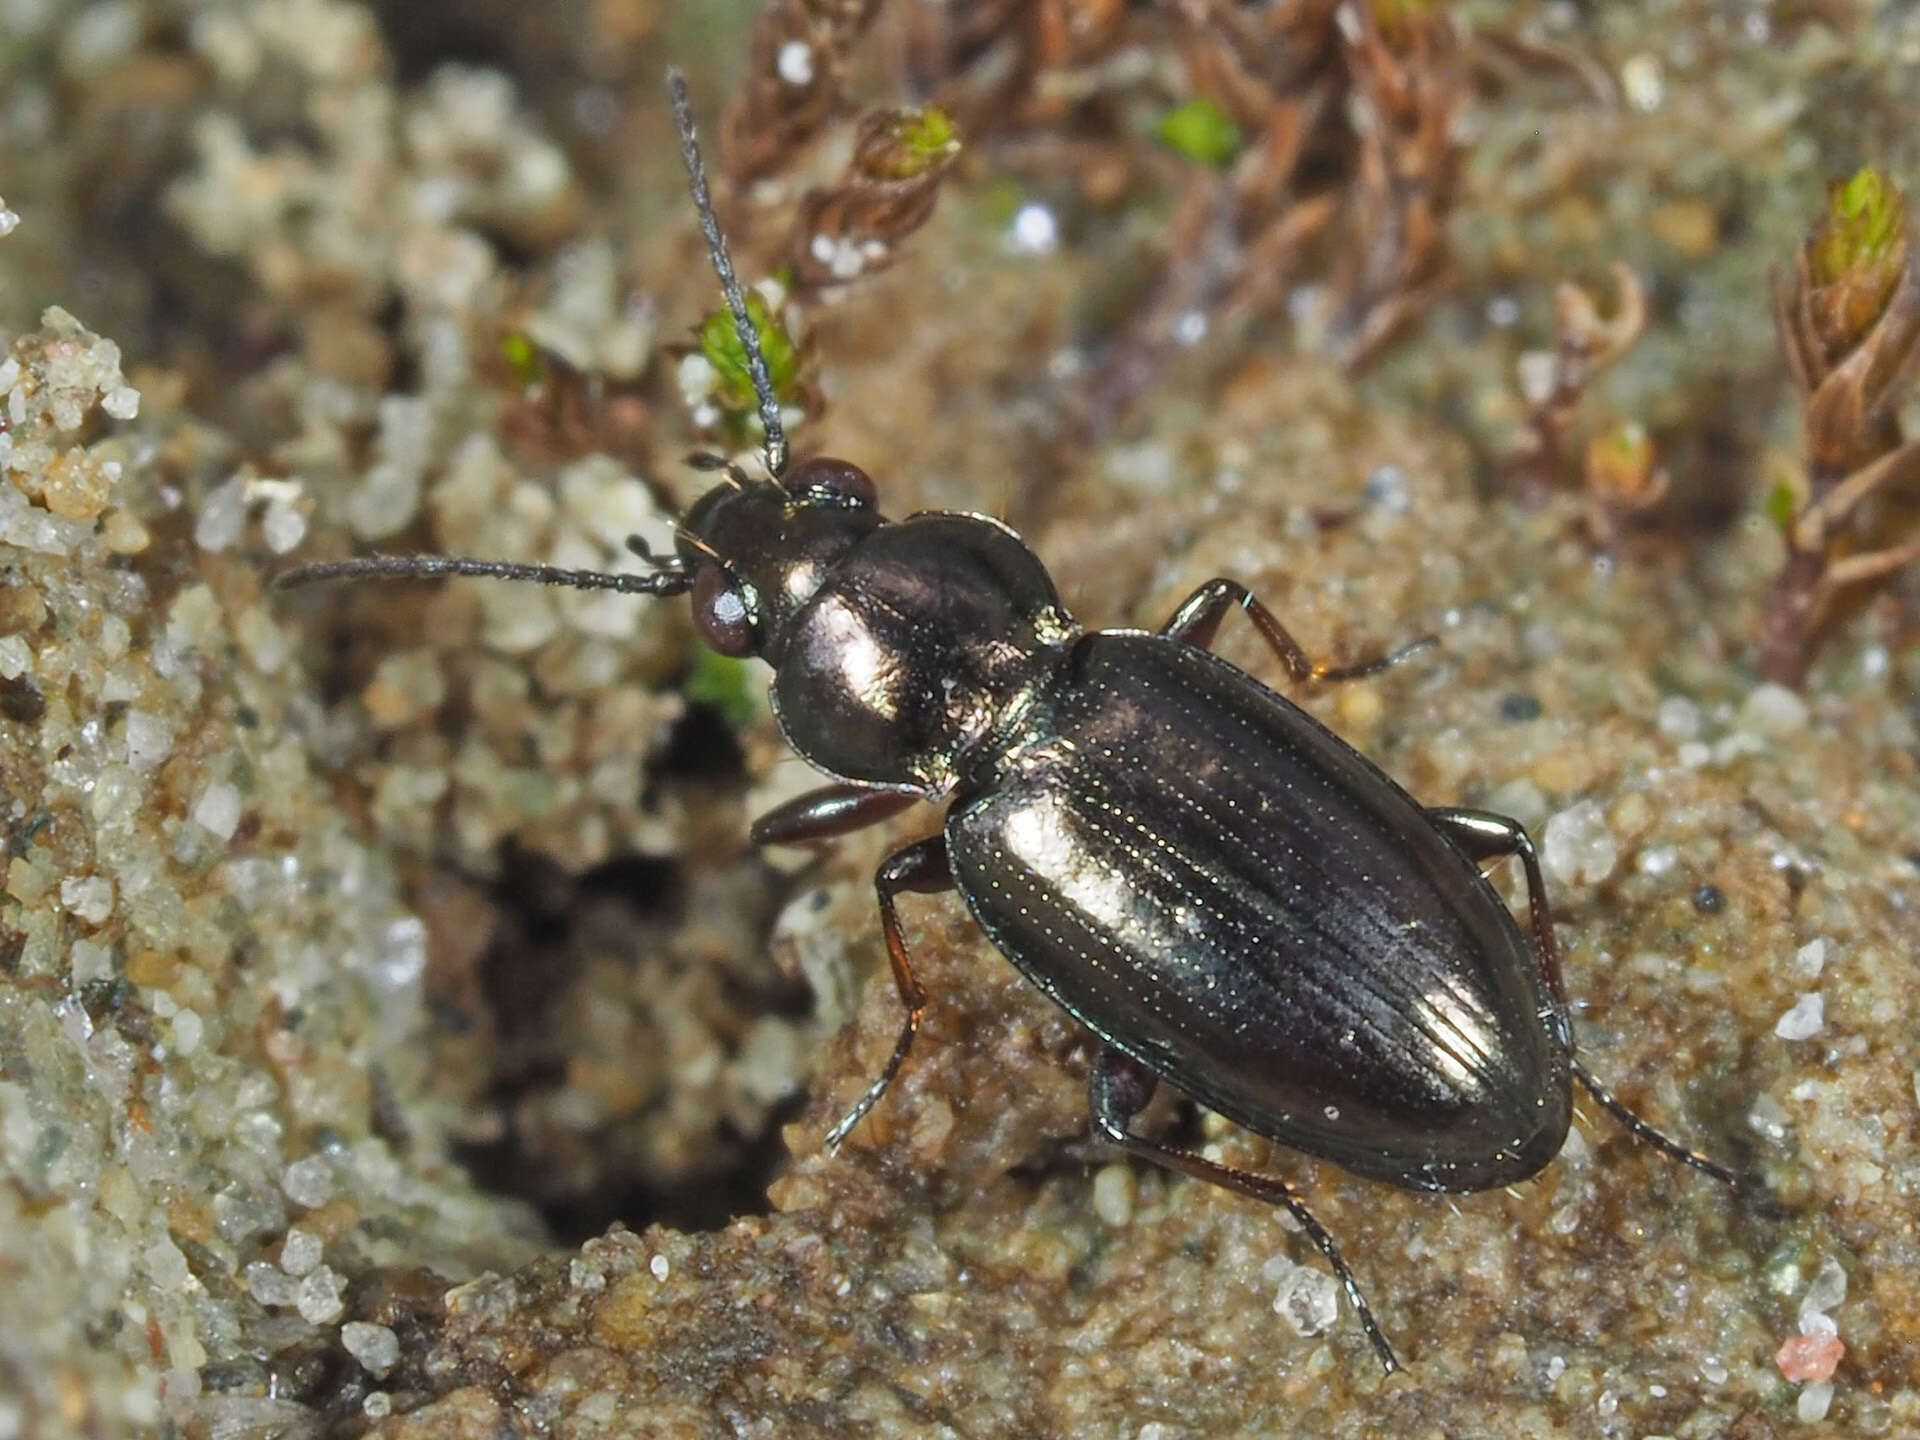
[692, 565, 756, 656]
[784, 456, 877, 508]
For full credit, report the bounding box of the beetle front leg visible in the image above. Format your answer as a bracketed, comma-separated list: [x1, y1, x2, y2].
[1088, 1047, 1401, 1374]
[1159, 577, 1433, 683]
[751, 783, 920, 847]
[1427, 806, 1742, 1189]
[824, 835, 955, 1152]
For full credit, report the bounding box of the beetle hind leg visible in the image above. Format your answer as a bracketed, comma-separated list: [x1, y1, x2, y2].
[1159, 577, 1434, 683]
[1425, 806, 1570, 1034]
[1427, 807, 1743, 1191]
[1570, 1060, 1741, 1187]
[823, 836, 955, 1153]
[1089, 1047, 1401, 1374]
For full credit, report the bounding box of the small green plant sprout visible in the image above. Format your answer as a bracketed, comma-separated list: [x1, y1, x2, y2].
[1582, 419, 1669, 549]
[787, 105, 964, 290]
[1761, 166, 1920, 686]
[679, 279, 812, 447]
[1507, 263, 1650, 510]
[499, 329, 543, 393]
[686, 650, 764, 732]
[1157, 97, 1243, 170]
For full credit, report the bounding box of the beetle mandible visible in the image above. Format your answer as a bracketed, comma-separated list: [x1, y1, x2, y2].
[278, 70, 1743, 1373]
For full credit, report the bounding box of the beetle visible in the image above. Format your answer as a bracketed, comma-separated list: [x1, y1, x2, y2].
[278, 70, 1742, 1373]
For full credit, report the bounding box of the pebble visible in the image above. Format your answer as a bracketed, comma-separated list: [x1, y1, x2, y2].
[1621, 53, 1664, 111]
[1796, 1380, 1835, 1423]
[281, 1155, 335, 1209]
[341, 1322, 401, 1377]
[1636, 844, 1678, 876]
[279, 1228, 323, 1277]
[1747, 1092, 1792, 1144]
[1092, 1164, 1135, 1228]
[245, 1260, 298, 1308]
[59, 875, 114, 924]
[1774, 993, 1824, 1041]
[261, 498, 308, 554]
[69, 939, 113, 986]
[145, 1239, 191, 1290]
[1801, 1256, 1847, 1318]
[1790, 938, 1828, 980]
[1268, 1256, 1340, 1337]
[123, 710, 173, 771]
[1542, 799, 1618, 886]
[170, 1009, 204, 1055]
[191, 783, 242, 842]
[1655, 695, 1702, 739]
[193, 476, 248, 551]
[1738, 683, 1808, 737]
[295, 1267, 347, 1325]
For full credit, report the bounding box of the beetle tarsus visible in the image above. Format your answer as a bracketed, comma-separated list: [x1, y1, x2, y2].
[1089, 1047, 1402, 1375]
[1570, 1059, 1743, 1189]
[825, 836, 953, 1152]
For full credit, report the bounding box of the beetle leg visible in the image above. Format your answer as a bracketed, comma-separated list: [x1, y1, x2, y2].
[1566, 1059, 1742, 1187]
[1159, 577, 1434, 683]
[1423, 807, 1570, 1024]
[1088, 1047, 1402, 1374]
[1427, 807, 1743, 1190]
[750, 783, 920, 846]
[824, 836, 955, 1152]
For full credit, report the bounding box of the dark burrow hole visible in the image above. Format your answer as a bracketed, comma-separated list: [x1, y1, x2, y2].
[454, 833, 806, 1243]
[655, 700, 748, 780]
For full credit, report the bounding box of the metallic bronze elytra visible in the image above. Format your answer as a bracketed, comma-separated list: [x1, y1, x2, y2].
[277, 69, 1744, 1374]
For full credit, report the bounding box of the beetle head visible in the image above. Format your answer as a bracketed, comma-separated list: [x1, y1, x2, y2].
[677, 456, 882, 663]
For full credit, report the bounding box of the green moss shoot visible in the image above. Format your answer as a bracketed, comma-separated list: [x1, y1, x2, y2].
[699, 292, 800, 409]
[889, 107, 960, 171]
[500, 330, 542, 391]
[1810, 167, 1906, 288]
[686, 651, 762, 731]
[1157, 99, 1242, 171]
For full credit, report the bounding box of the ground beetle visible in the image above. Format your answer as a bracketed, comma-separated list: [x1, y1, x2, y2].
[279, 71, 1743, 1373]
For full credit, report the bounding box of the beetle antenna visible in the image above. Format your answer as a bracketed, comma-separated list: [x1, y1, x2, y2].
[668, 67, 789, 480]
[274, 554, 692, 596]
